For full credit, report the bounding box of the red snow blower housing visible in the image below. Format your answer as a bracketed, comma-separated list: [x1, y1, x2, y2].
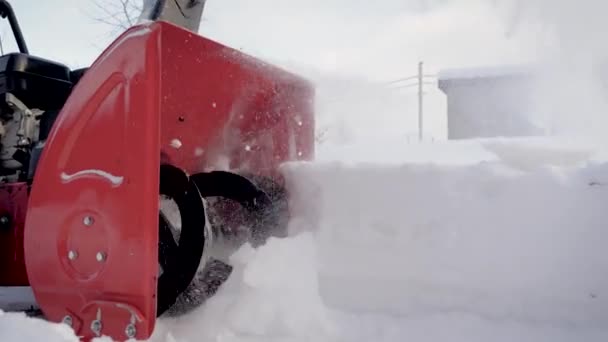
[0, 1, 314, 340]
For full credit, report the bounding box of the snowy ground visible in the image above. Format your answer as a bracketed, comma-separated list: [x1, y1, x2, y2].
[2, 137, 608, 341]
[5, 0, 608, 339]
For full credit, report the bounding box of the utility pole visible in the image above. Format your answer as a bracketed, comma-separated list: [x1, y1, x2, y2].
[418, 61, 424, 141]
[385, 62, 435, 142]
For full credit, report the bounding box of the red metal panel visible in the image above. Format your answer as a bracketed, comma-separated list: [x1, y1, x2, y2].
[23, 23, 162, 340]
[20, 20, 314, 342]
[0, 183, 29, 286]
[157, 23, 315, 183]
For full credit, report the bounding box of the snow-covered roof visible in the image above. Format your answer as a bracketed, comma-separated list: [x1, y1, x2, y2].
[438, 64, 535, 81]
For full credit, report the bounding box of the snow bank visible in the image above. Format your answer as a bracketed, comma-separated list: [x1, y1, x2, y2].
[317, 138, 498, 165]
[283, 158, 608, 334]
[0, 310, 79, 342]
[317, 136, 601, 167]
[480, 137, 596, 171]
[149, 233, 337, 342]
[3, 138, 608, 342]
[148, 140, 608, 341]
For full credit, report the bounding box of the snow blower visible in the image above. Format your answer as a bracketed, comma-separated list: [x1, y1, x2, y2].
[0, 0, 315, 340]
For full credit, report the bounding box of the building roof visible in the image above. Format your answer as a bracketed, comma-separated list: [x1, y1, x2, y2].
[437, 64, 535, 81]
[437, 64, 537, 93]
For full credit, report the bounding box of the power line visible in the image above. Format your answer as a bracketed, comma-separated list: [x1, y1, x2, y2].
[311, 65, 442, 107]
[389, 81, 436, 89]
[384, 73, 437, 85]
[385, 75, 418, 84]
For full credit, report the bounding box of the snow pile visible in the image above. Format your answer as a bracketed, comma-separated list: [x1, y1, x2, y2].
[149, 233, 337, 342]
[480, 137, 597, 171]
[317, 136, 602, 167]
[2, 138, 608, 341]
[317, 138, 498, 165]
[144, 139, 608, 341]
[0, 310, 79, 342]
[281, 158, 608, 341]
[4, 137, 608, 341]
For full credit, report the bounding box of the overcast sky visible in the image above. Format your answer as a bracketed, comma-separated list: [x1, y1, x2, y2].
[7, 0, 539, 78]
[3, 0, 569, 141]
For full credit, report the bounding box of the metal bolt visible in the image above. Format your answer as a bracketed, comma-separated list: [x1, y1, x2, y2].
[68, 250, 78, 260]
[96, 252, 106, 262]
[62, 315, 72, 327]
[83, 216, 94, 226]
[125, 323, 137, 338]
[90, 319, 102, 336]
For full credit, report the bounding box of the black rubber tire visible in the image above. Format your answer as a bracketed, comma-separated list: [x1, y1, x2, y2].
[156, 164, 207, 317]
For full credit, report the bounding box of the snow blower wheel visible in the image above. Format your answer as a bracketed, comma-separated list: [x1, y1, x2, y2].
[156, 164, 209, 316]
[190, 171, 278, 247]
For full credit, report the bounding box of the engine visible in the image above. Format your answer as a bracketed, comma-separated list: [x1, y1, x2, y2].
[0, 93, 42, 179]
[0, 53, 81, 182]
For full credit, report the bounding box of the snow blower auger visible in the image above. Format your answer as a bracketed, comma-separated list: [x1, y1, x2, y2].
[0, 0, 314, 340]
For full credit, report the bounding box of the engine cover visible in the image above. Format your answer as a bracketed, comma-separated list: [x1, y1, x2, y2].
[0, 53, 72, 113]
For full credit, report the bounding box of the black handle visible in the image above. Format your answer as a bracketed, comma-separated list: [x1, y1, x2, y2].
[0, 0, 28, 54]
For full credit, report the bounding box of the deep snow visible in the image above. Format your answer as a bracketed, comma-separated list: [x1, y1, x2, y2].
[2, 138, 608, 342]
[4, 0, 608, 340]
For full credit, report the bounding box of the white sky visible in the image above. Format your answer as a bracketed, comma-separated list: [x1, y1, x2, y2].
[7, 0, 540, 77]
[4, 0, 548, 141]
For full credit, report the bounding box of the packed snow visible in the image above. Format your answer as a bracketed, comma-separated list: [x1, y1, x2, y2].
[152, 140, 608, 342]
[3, 138, 608, 341]
[0, 310, 79, 342]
